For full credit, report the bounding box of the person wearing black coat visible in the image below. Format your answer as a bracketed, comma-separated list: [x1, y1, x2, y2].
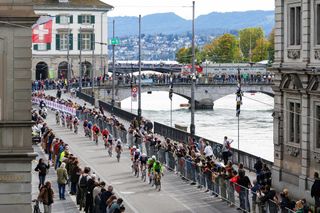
[311, 172, 320, 213]
[35, 158, 50, 189]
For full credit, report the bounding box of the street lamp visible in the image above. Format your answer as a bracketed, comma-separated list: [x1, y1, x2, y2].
[138, 15, 142, 123]
[190, 1, 196, 136]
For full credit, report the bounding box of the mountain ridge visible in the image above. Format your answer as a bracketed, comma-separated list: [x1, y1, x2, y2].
[108, 10, 275, 37]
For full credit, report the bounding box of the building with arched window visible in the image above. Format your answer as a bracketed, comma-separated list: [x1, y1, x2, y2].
[32, 0, 113, 80]
[271, 0, 320, 203]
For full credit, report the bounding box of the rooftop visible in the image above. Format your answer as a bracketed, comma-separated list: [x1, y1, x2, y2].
[33, 0, 113, 10]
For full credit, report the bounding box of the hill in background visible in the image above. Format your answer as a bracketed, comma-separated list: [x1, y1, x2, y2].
[109, 10, 274, 37]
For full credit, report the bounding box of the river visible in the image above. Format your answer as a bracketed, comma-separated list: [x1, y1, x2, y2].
[120, 91, 274, 161]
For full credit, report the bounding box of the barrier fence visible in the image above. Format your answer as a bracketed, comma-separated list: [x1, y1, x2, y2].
[153, 122, 273, 173]
[32, 97, 76, 116]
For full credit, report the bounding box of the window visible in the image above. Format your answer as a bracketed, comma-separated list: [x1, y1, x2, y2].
[60, 33, 68, 50]
[289, 6, 301, 45]
[56, 33, 73, 51]
[288, 101, 301, 143]
[78, 15, 95, 24]
[317, 4, 320, 45]
[82, 33, 91, 50]
[34, 43, 51, 51]
[316, 106, 320, 148]
[56, 15, 73, 24]
[60, 16, 70, 24]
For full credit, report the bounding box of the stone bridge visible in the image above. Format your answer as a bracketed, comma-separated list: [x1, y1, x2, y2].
[96, 82, 274, 109]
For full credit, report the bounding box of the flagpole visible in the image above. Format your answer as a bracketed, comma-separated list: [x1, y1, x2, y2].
[79, 27, 82, 92]
[237, 66, 241, 163]
[170, 72, 173, 127]
[67, 17, 70, 92]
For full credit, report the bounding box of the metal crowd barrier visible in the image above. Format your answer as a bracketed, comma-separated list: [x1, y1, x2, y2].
[76, 111, 128, 144]
[154, 150, 293, 213]
[153, 121, 273, 173]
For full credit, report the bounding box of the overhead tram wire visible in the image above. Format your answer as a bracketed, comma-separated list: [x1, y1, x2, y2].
[242, 92, 320, 122]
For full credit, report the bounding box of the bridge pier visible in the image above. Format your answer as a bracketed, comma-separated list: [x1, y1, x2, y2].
[193, 98, 214, 110]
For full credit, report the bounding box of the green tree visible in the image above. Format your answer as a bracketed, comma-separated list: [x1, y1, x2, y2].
[239, 27, 264, 61]
[202, 33, 241, 63]
[251, 38, 270, 62]
[267, 28, 275, 64]
[175, 47, 202, 64]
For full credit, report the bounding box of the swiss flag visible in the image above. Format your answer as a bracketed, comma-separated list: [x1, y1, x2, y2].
[32, 19, 52, 43]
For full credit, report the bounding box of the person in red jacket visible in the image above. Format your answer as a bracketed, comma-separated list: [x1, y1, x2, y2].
[102, 129, 110, 148]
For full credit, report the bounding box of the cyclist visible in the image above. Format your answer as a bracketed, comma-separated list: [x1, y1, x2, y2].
[83, 120, 88, 136]
[60, 113, 65, 127]
[73, 117, 79, 134]
[55, 111, 60, 125]
[115, 139, 123, 162]
[132, 149, 141, 177]
[101, 128, 109, 148]
[153, 160, 163, 191]
[147, 155, 156, 184]
[87, 121, 92, 138]
[130, 145, 137, 162]
[107, 134, 114, 157]
[92, 124, 100, 145]
[139, 153, 148, 181]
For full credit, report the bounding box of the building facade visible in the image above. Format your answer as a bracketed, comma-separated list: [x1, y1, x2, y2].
[0, 0, 37, 211]
[272, 0, 320, 202]
[32, 0, 113, 80]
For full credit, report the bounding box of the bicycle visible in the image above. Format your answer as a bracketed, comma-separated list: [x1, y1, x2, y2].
[108, 144, 113, 157]
[116, 150, 121, 162]
[133, 160, 139, 177]
[32, 199, 41, 213]
[154, 172, 161, 191]
[141, 166, 147, 182]
[74, 124, 78, 134]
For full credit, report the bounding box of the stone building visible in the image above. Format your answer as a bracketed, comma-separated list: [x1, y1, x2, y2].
[0, 0, 38, 212]
[272, 0, 320, 202]
[32, 0, 113, 80]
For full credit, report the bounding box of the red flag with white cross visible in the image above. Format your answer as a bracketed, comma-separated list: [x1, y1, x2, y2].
[32, 19, 52, 43]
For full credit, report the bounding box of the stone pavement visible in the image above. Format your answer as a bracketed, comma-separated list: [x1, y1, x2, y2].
[38, 106, 238, 213]
[31, 145, 79, 213]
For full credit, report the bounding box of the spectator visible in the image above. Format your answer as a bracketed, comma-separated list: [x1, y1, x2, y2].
[38, 181, 54, 213]
[34, 158, 50, 189]
[56, 162, 68, 200]
[311, 172, 320, 213]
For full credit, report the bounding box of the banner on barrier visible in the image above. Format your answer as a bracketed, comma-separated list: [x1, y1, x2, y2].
[32, 97, 76, 115]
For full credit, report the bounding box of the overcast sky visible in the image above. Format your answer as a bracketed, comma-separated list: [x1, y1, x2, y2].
[103, 0, 275, 20]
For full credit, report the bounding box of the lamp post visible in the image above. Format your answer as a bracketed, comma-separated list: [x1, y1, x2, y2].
[111, 19, 115, 113]
[138, 15, 142, 123]
[91, 24, 95, 99]
[190, 1, 196, 136]
[79, 27, 82, 92]
[236, 66, 242, 163]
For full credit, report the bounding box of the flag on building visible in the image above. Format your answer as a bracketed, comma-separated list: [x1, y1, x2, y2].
[236, 84, 242, 117]
[32, 17, 53, 43]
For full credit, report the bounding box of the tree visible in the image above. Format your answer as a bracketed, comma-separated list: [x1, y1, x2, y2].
[251, 38, 270, 62]
[267, 28, 275, 64]
[175, 46, 202, 64]
[239, 27, 264, 61]
[202, 33, 241, 63]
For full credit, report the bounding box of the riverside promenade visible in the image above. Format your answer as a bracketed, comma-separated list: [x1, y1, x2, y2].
[32, 90, 238, 213]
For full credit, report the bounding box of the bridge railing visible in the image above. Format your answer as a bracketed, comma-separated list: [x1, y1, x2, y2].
[76, 91, 273, 172]
[153, 121, 273, 173]
[98, 100, 137, 122]
[76, 91, 95, 105]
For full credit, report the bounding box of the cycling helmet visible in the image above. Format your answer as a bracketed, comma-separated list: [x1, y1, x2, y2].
[152, 155, 156, 160]
[132, 145, 136, 149]
[141, 153, 147, 157]
[136, 149, 140, 152]
[117, 139, 121, 144]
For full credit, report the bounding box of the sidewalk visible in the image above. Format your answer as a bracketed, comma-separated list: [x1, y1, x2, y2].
[31, 144, 78, 213]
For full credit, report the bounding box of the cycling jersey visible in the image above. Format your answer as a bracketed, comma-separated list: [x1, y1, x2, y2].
[147, 159, 155, 169]
[139, 156, 148, 164]
[153, 162, 163, 173]
[133, 152, 140, 161]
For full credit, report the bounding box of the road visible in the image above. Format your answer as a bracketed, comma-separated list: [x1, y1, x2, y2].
[42, 109, 237, 213]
